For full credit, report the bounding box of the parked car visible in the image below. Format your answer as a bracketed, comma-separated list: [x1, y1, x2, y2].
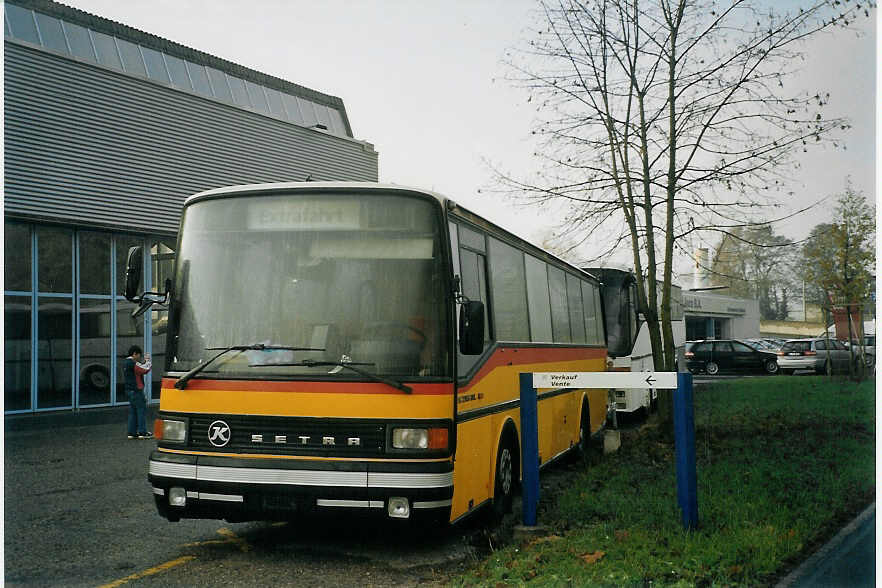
[685, 339, 779, 375]
[845, 335, 876, 368]
[776, 338, 856, 375]
[745, 338, 777, 352]
[763, 338, 787, 350]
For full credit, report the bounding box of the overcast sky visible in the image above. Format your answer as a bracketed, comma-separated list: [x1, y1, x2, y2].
[60, 0, 876, 274]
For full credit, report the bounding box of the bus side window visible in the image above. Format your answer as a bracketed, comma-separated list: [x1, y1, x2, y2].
[458, 247, 490, 377]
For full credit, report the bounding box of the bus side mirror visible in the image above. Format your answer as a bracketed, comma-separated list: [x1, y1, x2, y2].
[125, 246, 171, 318]
[459, 301, 485, 355]
[124, 246, 143, 302]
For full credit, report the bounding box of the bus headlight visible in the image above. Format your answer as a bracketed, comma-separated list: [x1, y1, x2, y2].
[156, 418, 188, 443]
[391, 427, 448, 450]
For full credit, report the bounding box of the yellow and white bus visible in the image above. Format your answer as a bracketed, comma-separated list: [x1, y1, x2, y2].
[127, 182, 613, 525]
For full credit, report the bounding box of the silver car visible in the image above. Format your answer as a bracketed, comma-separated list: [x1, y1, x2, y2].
[777, 338, 854, 375]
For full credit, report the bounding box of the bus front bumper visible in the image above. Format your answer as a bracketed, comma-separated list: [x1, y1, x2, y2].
[148, 451, 453, 523]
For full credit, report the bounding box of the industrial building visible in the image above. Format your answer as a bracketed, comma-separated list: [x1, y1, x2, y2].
[4, 0, 378, 413]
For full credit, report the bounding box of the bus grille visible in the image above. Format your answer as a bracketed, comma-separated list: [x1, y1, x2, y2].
[188, 415, 386, 457]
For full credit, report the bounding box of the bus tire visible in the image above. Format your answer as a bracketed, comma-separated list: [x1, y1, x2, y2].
[491, 428, 518, 521]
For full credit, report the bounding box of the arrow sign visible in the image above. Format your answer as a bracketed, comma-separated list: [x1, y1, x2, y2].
[532, 371, 678, 389]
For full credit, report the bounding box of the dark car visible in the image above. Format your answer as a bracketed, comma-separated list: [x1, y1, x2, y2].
[685, 339, 779, 375]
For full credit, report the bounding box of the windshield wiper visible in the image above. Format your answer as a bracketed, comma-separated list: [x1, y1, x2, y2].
[174, 344, 325, 390]
[251, 359, 413, 394]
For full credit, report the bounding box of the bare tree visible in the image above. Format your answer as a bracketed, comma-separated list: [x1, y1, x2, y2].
[495, 0, 869, 424]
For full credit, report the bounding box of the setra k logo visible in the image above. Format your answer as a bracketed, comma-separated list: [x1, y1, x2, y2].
[208, 420, 231, 447]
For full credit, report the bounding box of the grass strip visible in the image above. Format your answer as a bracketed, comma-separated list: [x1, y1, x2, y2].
[455, 376, 874, 586]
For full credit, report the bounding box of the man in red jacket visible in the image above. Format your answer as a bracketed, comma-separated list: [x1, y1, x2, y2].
[123, 345, 152, 439]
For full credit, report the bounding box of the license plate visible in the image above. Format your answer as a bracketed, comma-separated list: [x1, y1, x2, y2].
[787, 352, 801, 356]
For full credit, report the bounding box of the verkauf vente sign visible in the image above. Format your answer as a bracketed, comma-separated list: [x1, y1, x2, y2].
[532, 371, 678, 389]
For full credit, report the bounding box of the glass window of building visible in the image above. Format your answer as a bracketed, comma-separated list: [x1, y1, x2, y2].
[79, 298, 112, 406]
[33, 12, 68, 54]
[116, 38, 146, 76]
[37, 298, 73, 409]
[297, 97, 318, 127]
[150, 237, 176, 290]
[91, 30, 122, 69]
[525, 255, 553, 343]
[141, 46, 170, 83]
[206, 67, 232, 102]
[186, 61, 212, 97]
[6, 4, 40, 44]
[265, 87, 286, 119]
[245, 80, 269, 114]
[227, 75, 251, 107]
[150, 234, 175, 401]
[62, 21, 96, 62]
[328, 108, 346, 136]
[5, 221, 32, 292]
[164, 53, 192, 90]
[79, 232, 111, 295]
[37, 226, 72, 293]
[314, 104, 333, 130]
[5, 295, 32, 411]
[281, 93, 303, 124]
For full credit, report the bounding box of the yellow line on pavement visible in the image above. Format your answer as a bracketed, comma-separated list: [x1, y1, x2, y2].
[217, 527, 251, 552]
[97, 555, 195, 588]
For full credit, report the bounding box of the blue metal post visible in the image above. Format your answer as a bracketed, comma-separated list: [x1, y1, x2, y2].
[519, 373, 540, 526]
[674, 371, 698, 529]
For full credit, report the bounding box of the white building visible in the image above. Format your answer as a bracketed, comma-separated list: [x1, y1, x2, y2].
[683, 291, 760, 341]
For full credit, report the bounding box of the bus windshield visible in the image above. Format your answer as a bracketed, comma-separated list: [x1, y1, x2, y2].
[168, 192, 450, 379]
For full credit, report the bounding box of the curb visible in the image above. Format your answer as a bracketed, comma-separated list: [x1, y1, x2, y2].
[775, 503, 875, 587]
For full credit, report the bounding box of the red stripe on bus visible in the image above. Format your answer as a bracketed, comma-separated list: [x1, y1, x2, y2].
[459, 346, 607, 392]
[160, 378, 453, 395]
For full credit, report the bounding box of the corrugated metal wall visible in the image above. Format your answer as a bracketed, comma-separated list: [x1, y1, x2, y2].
[4, 41, 379, 234]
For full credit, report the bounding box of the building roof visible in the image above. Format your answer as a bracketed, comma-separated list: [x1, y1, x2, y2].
[7, 0, 354, 137]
